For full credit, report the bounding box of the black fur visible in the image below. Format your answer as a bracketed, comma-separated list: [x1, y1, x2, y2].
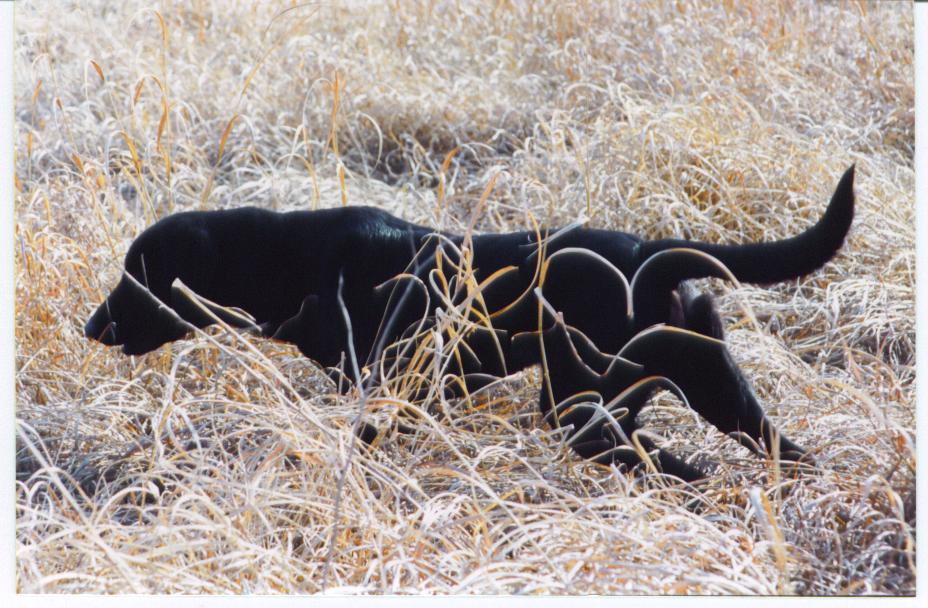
[86, 167, 854, 358]
[85, 166, 855, 480]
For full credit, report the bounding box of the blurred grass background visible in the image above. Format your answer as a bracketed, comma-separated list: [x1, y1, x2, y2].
[14, 0, 913, 595]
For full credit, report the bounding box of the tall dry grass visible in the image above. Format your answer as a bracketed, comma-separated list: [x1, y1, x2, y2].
[14, 0, 914, 595]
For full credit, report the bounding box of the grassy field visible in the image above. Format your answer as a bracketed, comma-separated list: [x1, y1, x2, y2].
[14, 0, 914, 595]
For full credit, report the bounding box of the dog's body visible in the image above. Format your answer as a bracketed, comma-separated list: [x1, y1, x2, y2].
[85, 166, 856, 481]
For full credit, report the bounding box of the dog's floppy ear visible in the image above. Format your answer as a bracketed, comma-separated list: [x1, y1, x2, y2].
[272, 294, 347, 367]
[271, 294, 322, 345]
[170, 279, 260, 330]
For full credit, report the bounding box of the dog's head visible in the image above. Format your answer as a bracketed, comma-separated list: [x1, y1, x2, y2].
[84, 271, 193, 355]
[84, 216, 209, 355]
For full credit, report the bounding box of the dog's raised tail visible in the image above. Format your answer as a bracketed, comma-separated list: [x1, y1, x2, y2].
[639, 165, 855, 284]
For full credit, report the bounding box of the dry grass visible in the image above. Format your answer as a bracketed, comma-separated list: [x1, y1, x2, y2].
[13, 0, 914, 596]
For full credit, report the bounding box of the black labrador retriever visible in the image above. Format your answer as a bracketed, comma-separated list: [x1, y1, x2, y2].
[85, 166, 855, 480]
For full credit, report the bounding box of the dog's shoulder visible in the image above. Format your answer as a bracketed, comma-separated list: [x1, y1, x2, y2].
[339, 205, 432, 234]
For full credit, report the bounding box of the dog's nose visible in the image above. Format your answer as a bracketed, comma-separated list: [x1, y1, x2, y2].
[84, 305, 117, 345]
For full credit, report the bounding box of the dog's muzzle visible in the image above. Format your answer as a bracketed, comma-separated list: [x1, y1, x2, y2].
[84, 305, 119, 345]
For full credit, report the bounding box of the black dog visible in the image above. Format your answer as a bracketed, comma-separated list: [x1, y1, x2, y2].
[85, 166, 855, 480]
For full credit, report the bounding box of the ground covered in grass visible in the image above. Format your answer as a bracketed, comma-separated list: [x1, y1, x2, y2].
[14, 0, 914, 595]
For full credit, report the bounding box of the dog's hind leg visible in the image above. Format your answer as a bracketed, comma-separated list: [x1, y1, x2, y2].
[619, 326, 808, 466]
[670, 282, 725, 340]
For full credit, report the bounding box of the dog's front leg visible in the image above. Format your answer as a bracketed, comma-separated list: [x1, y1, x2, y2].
[574, 436, 707, 483]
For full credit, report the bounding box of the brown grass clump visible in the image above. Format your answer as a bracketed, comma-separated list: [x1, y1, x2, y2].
[14, 0, 913, 596]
